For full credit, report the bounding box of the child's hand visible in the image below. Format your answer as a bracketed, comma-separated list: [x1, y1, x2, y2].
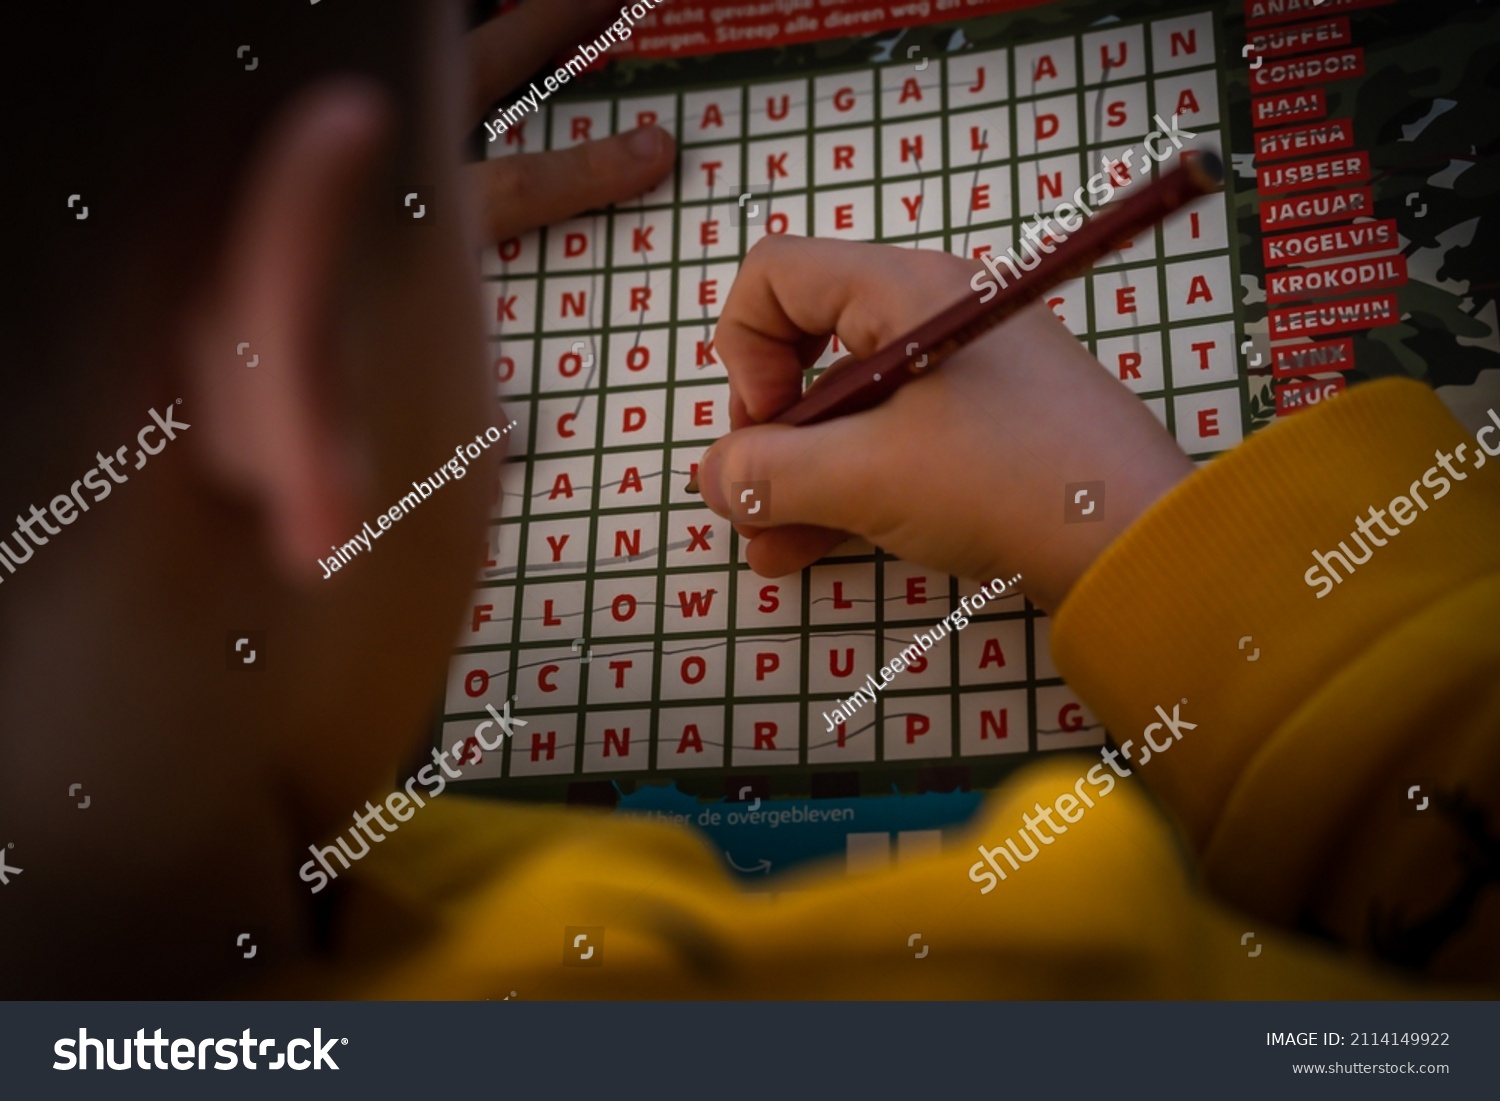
[467, 0, 675, 240]
[696, 238, 1195, 611]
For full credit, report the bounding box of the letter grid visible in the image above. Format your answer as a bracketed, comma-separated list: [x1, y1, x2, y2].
[440, 10, 1239, 789]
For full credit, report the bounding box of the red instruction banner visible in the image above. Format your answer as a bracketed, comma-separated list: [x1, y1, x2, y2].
[1269, 293, 1400, 340]
[1273, 337, 1355, 378]
[602, 0, 1052, 60]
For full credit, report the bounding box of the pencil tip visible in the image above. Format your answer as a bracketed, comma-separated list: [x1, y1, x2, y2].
[685, 475, 700, 494]
[1193, 148, 1224, 187]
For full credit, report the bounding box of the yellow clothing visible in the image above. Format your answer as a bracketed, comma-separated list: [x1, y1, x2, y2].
[274, 379, 1500, 998]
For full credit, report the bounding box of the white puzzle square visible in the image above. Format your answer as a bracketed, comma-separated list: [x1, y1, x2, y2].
[946, 49, 1009, 110]
[748, 78, 809, 135]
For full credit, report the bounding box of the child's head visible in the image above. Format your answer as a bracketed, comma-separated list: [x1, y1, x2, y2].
[0, 1, 497, 995]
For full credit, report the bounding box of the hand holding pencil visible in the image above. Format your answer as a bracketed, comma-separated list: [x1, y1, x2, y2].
[692, 155, 1221, 611]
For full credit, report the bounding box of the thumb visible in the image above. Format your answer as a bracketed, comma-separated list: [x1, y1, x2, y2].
[697, 419, 875, 533]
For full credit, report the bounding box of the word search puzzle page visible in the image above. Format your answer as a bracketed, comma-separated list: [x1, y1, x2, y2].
[437, 0, 1498, 865]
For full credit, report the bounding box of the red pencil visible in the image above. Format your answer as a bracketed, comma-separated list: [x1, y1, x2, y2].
[686, 150, 1223, 492]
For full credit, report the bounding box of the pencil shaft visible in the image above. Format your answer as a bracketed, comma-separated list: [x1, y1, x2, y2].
[771, 153, 1222, 428]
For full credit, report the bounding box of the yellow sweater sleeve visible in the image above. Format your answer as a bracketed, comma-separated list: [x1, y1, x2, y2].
[1052, 377, 1500, 985]
[267, 379, 1497, 1000]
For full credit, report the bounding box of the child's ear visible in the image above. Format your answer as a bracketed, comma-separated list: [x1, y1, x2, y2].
[182, 79, 393, 585]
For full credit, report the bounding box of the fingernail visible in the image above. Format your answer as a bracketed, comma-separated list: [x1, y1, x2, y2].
[627, 125, 664, 160]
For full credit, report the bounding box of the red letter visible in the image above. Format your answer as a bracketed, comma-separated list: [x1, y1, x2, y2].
[676, 724, 703, 754]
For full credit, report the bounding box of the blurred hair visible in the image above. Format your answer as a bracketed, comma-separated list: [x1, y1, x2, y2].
[0, 1, 426, 469]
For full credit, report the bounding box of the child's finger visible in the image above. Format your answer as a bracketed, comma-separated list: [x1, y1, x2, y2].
[472, 126, 674, 241]
[741, 524, 849, 577]
[715, 237, 976, 423]
[467, 0, 618, 126]
[696, 417, 882, 538]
